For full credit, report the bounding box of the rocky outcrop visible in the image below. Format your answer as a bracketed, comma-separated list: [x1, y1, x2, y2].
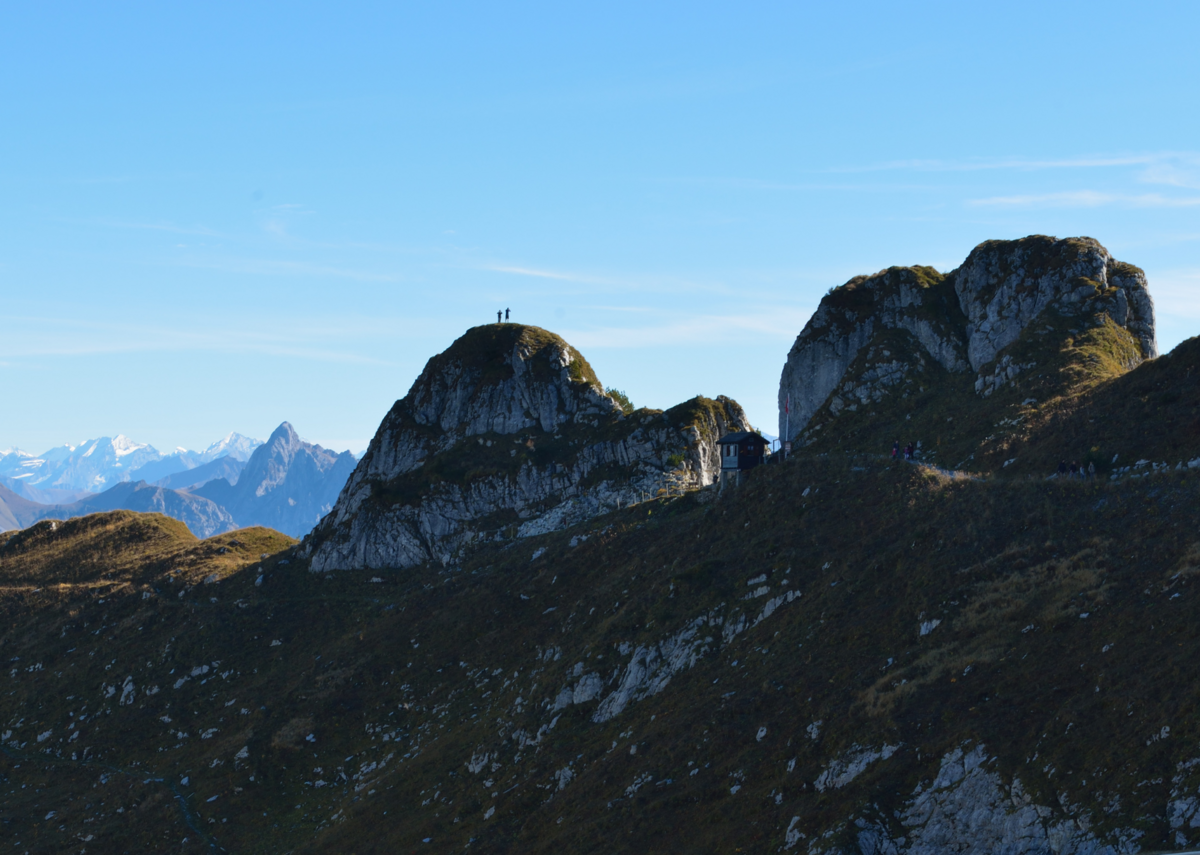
[302, 324, 750, 571]
[955, 237, 1156, 372]
[778, 266, 968, 439]
[778, 236, 1158, 442]
[817, 744, 1143, 855]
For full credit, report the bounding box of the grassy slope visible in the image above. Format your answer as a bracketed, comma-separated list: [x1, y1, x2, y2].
[2, 455, 1199, 852]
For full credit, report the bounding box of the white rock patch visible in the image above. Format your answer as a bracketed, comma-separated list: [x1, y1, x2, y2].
[814, 743, 900, 792]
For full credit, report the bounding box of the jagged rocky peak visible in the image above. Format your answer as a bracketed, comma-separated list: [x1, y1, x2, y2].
[778, 235, 1158, 442]
[302, 323, 751, 572]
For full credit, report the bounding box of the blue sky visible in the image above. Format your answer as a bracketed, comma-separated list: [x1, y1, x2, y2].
[3, 2, 1199, 454]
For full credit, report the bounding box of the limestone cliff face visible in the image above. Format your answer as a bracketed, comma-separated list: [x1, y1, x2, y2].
[954, 236, 1156, 372]
[778, 236, 1157, 442]
[303, 324, 750, 571]
[777, 266, 968, 437]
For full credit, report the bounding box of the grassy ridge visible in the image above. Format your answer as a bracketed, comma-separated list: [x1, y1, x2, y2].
[2, 453, 1199, 852]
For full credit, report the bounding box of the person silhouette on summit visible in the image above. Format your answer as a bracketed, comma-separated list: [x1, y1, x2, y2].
[497, 310, 502, 324]
[505, 308, 510, 321]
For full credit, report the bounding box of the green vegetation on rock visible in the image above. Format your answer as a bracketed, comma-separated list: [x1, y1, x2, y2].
[605, 387, 635, 414]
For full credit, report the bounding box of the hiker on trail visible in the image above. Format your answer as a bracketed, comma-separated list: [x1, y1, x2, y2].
[505, 308, 510, 321]
[1058, 460, 1068, 478]
[497, 310, 502, 323]
[1069, 461, 1079, 479]
[1088, 461, 1096, 479]
[892, 440, 900, 460]
[905, 443, 914, 461]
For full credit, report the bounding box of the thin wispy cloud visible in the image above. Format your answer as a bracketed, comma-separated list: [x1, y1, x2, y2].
[0, 315, 405, 364]
[657, 176, 940, 193]
[827, 153, 1200, 175]
[560, 308, 813, 349]
[665, 153, 1200, 204]
[968, 191, 1200, 209]
[1138, 161, 1200, 190]
[578, 305, 658, 314]
[180, 256, 400, 282]
[83, 218, 226, 238]
[62, 175, 136, 185]
[482, 263, 740, 297]
[486, 265, 590, 283]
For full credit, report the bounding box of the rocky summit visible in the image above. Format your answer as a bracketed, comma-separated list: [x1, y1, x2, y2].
[302, 323, 750, 571]
[779, 236, 1157, 449]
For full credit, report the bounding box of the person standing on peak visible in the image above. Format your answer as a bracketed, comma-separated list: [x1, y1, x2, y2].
[497, 310, 502, 324]
[892, 440, 900, 461]
[505, 308, 510, 321]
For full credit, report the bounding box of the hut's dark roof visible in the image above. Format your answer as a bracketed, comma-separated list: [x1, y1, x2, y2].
[717, 431, 767, 445]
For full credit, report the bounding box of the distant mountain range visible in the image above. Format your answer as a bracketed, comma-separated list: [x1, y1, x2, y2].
[0, 424, 354, 538]
[0, 431, 262, 496]
[0, 480, 236, 538]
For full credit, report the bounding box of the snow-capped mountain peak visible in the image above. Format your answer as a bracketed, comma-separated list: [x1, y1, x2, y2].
[1, 431, 265, 494]
[111, 434, 150, 457]
[199, 432, 263, 464]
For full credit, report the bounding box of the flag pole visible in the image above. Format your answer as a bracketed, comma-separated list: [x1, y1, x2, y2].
[785, 394, 790, 460]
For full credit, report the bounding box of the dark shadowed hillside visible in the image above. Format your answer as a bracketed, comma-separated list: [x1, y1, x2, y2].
[3, 448, 1200, 853]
